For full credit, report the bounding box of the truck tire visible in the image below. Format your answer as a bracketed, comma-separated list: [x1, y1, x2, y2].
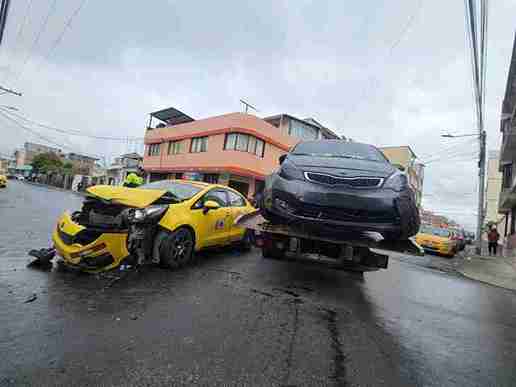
[385, 190, 421, 241]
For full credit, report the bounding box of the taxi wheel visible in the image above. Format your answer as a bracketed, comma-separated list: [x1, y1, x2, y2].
[158, 228, 194, 269]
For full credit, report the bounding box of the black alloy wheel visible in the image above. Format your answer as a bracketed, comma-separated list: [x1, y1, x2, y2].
[158, 228, 194, 269]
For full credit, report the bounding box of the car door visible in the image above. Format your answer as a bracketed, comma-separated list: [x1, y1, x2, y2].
[190, 188, 232, 248]
[226, 189, 252, 242]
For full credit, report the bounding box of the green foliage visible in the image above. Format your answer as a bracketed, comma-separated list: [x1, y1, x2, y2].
[31, 152, 64, 174]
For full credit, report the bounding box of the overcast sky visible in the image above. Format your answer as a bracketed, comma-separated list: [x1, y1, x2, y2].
[0, 0, 514, 230]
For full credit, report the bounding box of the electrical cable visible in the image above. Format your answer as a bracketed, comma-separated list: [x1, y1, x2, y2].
[0, 109, 102, 159]
[0, 107, 143, 141]
[13, 0, 57, 83]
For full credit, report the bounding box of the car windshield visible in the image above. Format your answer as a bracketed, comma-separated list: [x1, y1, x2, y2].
[420, 225, 451, 238]
[141, 180, 203, 201]
[292, 141, 387, 162]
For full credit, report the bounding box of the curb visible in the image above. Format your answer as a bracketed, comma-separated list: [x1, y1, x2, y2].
[456, 268, 516, 293]
[23, 181, 86, 196]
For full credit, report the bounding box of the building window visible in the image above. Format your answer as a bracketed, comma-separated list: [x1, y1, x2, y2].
[167, 140, 182, 155]
[502, 164, 513, 189]
[224, 133, 265, 157]
[190, 137, 208, 153]
[147, 143, 160, 156]
[203, 173, 219, 184]
[288, 119, 318, 141]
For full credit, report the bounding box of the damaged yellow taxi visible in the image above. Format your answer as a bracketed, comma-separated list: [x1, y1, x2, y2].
[52, 180, 255, 272]
[0, 174, 7, 188]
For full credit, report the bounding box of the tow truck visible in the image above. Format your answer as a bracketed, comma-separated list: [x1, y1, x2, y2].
[236, 211, 423, 273]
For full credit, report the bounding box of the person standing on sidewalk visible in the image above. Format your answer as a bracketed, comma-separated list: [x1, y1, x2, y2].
[488, 227, 500, 256]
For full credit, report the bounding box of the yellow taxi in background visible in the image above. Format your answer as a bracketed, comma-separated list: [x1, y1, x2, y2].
[52, 180, 256, 272]
[415, 225, 458, 257]
[0, 174, 7, 188]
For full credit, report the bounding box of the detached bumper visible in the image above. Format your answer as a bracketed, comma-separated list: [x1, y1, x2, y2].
[52, 212, 130, 272]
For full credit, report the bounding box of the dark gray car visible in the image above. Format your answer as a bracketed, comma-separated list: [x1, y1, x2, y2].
[260, 140, 420, 241]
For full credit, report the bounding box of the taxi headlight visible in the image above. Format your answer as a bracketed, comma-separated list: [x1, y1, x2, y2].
[124, 205, 168, 224]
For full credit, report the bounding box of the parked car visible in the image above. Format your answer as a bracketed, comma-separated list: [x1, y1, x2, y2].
[415, 225, 458, 257]
[52, 180, 256, 272]
[14, 174, 25, 181]
[260, 140, 420, 241]
[0, 174, 7, 188]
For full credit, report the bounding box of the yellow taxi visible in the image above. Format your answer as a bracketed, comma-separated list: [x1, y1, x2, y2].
[415, 225, 458, 257]
[52, 180, 256, 272]
[0, 174, 7, 188]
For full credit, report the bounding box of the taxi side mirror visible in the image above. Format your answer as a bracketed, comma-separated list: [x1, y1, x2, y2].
[203, 200, 220, 214]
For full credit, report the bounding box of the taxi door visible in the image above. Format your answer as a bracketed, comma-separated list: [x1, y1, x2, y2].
[190, 189, 232, 248]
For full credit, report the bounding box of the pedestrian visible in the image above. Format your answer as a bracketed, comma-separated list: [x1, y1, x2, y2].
[487, 227, 500, 256]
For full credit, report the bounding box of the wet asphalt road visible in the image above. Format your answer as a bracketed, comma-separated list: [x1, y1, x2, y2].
[1, 181, 516, 387]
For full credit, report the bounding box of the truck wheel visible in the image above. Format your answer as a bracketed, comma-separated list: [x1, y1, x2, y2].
[155, 228, 194, 269]
[262, 245, 284, 260]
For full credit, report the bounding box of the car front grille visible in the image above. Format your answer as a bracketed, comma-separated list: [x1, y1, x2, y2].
[294, 202, 394, 223]
[304, 172, 383, 188]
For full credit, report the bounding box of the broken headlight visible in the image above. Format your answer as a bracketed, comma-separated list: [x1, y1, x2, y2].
[124, 205, 168, 224]
[383, 172, 408, 192]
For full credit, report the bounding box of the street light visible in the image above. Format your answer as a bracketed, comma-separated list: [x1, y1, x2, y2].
[441, 130, 486, 255]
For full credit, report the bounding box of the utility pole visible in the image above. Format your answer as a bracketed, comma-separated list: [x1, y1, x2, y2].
[476, 130, 486, 254]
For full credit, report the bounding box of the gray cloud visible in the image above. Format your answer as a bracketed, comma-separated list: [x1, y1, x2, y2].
[0, 0, 514, 230]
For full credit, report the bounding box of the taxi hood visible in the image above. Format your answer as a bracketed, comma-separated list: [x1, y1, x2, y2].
[86, 185, 167, 208]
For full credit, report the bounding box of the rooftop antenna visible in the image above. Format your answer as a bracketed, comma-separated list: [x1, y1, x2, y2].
[240, 99, 258, 114]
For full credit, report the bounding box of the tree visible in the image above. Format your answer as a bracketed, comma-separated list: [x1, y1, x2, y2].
[31, 152, 64, 174]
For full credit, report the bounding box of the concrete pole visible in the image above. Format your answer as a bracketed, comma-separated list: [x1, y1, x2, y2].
[476, 130, 486, 255]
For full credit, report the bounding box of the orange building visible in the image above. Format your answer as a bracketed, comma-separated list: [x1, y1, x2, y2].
[143, 108, 340, 197]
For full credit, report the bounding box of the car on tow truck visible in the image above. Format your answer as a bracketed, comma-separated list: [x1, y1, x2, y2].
[51, 180, 255, 272]
[415, 225, 458, 257]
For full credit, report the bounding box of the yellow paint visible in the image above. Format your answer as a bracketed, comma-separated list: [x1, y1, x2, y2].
[415, 230, 457, 257]
[86, 185, 167, 208]
[53, 181, 255, 272]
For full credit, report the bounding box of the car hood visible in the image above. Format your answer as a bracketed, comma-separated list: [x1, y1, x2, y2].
[86, 185, 167, 208]
[288, 155, 396, 178]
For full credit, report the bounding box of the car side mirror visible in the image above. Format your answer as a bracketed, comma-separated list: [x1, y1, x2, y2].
[279, 154, 287, 164]
[203, 200, 220, 214]
[392, 163, 405, 172]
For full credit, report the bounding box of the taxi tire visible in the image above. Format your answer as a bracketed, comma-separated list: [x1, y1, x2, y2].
[156, 228, 195, 270]
[236, 229, 253, 252]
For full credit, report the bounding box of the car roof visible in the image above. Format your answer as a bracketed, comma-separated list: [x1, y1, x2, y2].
[167, 179, 247, 196]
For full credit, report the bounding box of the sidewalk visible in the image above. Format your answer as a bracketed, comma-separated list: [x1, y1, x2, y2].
[458, 251, 516, 291]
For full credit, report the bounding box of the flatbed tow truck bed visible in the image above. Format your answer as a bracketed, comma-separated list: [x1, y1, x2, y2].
[236, 211, 423, 273]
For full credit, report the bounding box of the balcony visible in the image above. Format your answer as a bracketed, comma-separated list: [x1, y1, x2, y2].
[500, 119, 516, 163]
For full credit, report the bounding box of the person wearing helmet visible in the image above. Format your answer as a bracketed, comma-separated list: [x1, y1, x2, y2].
[123, 172, 142, 188]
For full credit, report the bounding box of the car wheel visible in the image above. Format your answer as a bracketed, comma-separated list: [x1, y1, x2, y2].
[156, 228, 195, 269]
[386, 190, 421, 241]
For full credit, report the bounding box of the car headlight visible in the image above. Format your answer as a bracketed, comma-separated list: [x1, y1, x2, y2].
[279, 160, 304, 181]
[383, 172, 408, 192]
[124, 205, 168, 224]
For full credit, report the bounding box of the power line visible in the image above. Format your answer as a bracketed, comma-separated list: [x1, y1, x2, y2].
[13, 0, 57, 83]
[3, 0, 33, 83]
[0, 107, 143, 141]
[42, 0, 87, 63]
[0, 109, 102, 159]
